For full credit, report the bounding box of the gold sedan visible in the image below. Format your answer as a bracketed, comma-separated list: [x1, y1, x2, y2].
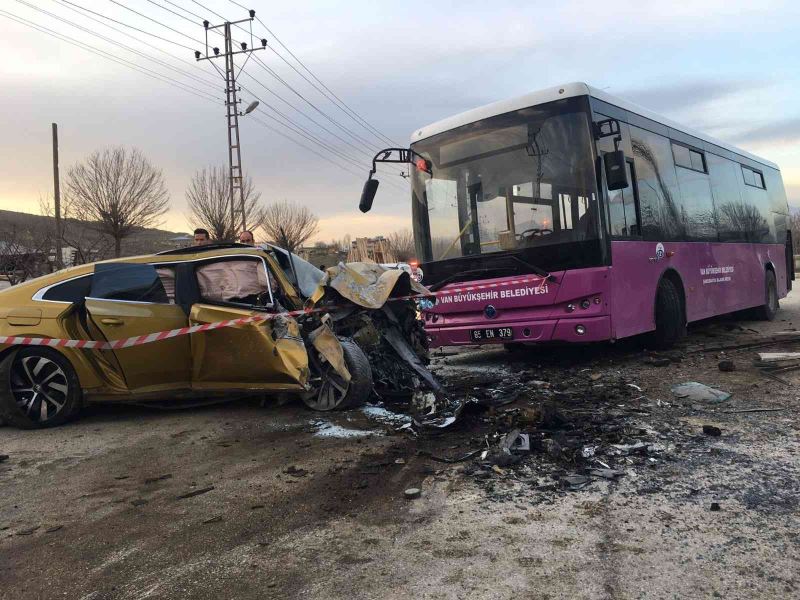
[0, 244, 373, 429]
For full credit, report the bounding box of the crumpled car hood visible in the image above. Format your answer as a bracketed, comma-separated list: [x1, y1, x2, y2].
[309, 262, 431, 309]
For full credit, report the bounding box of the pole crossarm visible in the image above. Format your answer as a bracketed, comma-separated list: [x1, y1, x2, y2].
[194, 12, 265, 238]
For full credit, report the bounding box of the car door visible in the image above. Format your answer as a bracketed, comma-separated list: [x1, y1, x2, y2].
[187, 256, 308, 391]
[85, 262, 191, 393]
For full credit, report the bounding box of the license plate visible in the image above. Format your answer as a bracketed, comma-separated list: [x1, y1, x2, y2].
[469, 327, 513, 342]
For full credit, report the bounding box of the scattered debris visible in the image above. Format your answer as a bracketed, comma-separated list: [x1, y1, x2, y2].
[202, 516, 223, 524]
[561, 474, 590, 490]
[144, 474, 173, 484]
[590, 468, 625, 479]
[646, 357, 671, 367]
[710, 502, 721, 511]
[176, 486, 215, 500]
[404, 488, 421, 499]
[671, 382, 731, 403]
[418, 449, 484, 464]
[702, 425, 722, 437]
[718, 360, 736, 372]
[723, 407, 785, 414]
[283, 465, 308, 477]
[0, 454, 9, 463]
[44, 525, 63, 533]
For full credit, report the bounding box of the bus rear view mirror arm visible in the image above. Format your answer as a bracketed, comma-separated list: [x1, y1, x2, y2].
[358, 148, 432, 213]
[594, 117, 629, 191]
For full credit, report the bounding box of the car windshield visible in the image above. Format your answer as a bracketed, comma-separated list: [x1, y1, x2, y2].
[411, 97, 598, 262]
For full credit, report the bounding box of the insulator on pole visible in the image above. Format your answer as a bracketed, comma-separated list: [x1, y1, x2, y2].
[261, 38, 267, 47]
[213, 47, 220, 55]
[203, 20, 209, 29]
[249, 10, 255, 18]
[241, 42, 247, 50]
[194, 50, 201, 59]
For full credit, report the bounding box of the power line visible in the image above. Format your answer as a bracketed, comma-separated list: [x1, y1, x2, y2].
[228, 0, 400, 148]
[106, 0, 204, 46]
[6, 4, 405, 196]
[41, 0, 383, 177]
[179, 0, 407, 179]
[52, 0, 219, 85]
[248, 115, 372, 180]
[0, 8, 220, 103]
[19, 0, 219, 91]
[58, 0, 196, 51]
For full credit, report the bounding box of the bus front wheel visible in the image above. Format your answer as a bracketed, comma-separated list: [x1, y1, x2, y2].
[648, 278, 686, 350]
[753, 270, 779, 321]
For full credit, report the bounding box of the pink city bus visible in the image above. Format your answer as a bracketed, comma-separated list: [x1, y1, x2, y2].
[359, 82, 794, 349]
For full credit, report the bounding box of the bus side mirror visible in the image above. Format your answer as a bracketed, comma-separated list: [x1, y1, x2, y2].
[605, 150, 629, 191]
[359, 178, 380, 213]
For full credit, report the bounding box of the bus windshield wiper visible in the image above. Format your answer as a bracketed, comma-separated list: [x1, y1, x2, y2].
[429, 268, 517, 292]
[508, 255, 554, 281]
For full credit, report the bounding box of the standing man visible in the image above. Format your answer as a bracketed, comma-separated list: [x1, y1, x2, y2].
[238, 230, 255, 245]
[193, 228, 211, 246]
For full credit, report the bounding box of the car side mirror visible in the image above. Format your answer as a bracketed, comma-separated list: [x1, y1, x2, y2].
[605, 150, 629, 191]
[359, 178, 380, 213]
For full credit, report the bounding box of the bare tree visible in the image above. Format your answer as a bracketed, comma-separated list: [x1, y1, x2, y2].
[66, 147, 169, 257]
[185, 166, 264, 241]
[0, 224, 54, 285]
[261, 200, 319, 251]
[40, 194, 113, 265]
[329, 234, 351, 253]
[387, 229, 416, 261]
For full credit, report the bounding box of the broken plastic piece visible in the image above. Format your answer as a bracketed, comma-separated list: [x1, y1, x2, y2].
[671, 381, 731, 403]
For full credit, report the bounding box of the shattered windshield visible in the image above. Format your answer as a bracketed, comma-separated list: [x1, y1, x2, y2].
[411, 97, 598, 262]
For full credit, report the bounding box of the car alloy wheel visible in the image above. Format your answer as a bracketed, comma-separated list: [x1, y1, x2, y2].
[10, 354, 70, 424]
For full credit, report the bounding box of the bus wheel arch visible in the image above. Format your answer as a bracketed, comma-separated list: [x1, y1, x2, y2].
[647, 270, 686, 350]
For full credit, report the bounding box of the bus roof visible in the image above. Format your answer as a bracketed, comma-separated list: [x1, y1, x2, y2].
[410, 82, 778, 170]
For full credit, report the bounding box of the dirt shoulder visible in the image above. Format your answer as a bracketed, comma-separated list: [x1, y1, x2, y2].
[1, 295, 799, 599]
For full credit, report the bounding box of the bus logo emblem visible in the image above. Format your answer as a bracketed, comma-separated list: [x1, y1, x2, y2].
[654, 243, 666, 262]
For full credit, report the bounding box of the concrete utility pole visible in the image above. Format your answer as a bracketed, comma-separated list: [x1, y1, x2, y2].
[195, 11, 265, 238]
[51, 123, 63, 270]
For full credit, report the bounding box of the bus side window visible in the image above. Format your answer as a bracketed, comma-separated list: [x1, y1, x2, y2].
[608, 160, 640, 237]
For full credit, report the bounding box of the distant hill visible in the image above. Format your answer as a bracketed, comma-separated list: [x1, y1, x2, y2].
[0, 209, 191, 259]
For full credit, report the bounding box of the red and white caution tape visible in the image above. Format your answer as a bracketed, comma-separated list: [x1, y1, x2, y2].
[0, 307, 319, 351]
[0, 275, 549, 351]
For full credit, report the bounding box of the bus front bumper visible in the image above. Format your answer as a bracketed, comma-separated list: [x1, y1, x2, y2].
[425, 315, 612, 347]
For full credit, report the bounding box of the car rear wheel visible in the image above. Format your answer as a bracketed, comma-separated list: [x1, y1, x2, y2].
[303, 338, 373, 411]
[0, 348, 82, 429]
[753, 270, 779, 321]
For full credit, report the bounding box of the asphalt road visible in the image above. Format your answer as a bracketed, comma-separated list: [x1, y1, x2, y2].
[1, 294, 799, 599]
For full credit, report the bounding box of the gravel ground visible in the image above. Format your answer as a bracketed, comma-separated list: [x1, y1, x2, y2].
[1, 294, 799, 599]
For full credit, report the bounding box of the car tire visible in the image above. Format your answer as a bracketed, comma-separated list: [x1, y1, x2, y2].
[304, 337, 373, 411]
[0, 347, 82, 429]
[648, 278, 685, 350]
[752, 270, 778, 321]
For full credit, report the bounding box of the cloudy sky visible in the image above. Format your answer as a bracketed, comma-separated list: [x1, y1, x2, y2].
[1, 0, 799, 241]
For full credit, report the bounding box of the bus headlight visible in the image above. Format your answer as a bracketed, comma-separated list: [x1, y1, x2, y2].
[575, 325, 586, 335]
[566, 303, 576, 313]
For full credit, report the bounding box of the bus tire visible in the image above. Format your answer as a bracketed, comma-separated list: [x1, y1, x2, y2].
[648, 278, 685, 350]
[753, 270, 778, 321]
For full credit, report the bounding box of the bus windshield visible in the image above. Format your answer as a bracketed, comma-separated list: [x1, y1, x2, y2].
[411, 98, 599, 263]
